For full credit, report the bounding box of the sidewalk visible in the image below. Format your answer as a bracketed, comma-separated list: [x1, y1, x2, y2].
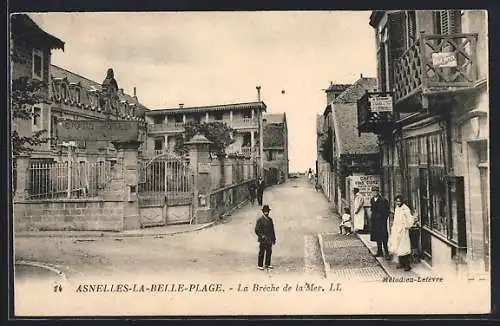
[15, 222, 216, 239]
[356, 233, 436, 278]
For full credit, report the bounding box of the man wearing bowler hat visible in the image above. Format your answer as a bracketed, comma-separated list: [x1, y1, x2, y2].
[370, 186, 391, 260]
[254, 205, 276, 270]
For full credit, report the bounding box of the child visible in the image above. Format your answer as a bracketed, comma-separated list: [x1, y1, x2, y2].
[339, 207, 353, 235]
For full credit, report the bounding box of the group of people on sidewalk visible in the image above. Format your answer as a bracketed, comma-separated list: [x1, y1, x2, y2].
[341, 186, 417, 272]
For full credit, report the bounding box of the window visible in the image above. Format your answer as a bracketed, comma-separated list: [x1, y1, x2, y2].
[406, 11, 417, 47]
[174, 115, 183, 123]
[32, 49, 43, 80]
[435, 10, 462, 35]
[405, 132, 449, 238]
[153, 116, 164, 124]
[61, 84, 68, 100]
[242, 133, 251, 147]
[267, 150, 275, 161]
[32, 106, 42, 130]
[243, 109, 252, 119]
[213, 112, 224, 120]
[154, 138, 164, 150]
[75, 88, 81, 103]
[50, 115, 58, 146]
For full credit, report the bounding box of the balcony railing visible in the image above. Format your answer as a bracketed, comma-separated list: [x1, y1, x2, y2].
[148, 121, 186, 133]
[393, 32, 478, 110]
[230, 118, 258, 129]
[357, 91, 394, 135]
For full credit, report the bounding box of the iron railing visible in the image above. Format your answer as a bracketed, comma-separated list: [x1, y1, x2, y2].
[209, 180, 254, 218]
[393, 32, 478, 105]
[27, 160, 112, 199]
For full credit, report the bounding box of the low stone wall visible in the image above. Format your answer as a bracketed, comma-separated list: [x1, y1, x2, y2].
[13, 199, 124, 232]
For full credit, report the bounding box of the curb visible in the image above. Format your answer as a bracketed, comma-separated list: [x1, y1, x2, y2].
[15, 260, 66, 279]
[15, 222, 216, 239]
[317, 233, 331, 278]
[355, 232, 393, 277]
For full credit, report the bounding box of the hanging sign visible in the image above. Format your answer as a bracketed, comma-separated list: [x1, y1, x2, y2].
[432, 52, 457, 68]
[369, 96, 393, 113]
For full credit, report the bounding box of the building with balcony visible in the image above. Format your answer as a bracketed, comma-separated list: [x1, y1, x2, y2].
[11, 14, 149, 165]
[262, 113, 288, 185]
[320, 77, 380, 215]
[145, 101, 267, 171]
[361, 10, 488, 276]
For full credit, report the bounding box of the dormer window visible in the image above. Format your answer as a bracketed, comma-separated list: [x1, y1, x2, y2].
[61, 84, 68, 100]
[75, 88, 81, 103]
[32, 49, 43, 80]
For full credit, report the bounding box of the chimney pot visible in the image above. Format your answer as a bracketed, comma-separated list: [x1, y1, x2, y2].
[133, 87, 137, 97]
[179, 103, 184, 108]
[360, 73, 363, 78]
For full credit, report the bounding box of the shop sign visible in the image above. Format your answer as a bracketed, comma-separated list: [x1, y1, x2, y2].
[432, 52, 457, 68]
[368, 96, 393, 113]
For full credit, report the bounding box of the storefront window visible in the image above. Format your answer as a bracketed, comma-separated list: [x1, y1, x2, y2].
[406, 132, 450, 238]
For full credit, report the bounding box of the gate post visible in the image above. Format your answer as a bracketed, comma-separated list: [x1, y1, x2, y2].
[185, 134, 214, 224]
[106, 140, 142, 230]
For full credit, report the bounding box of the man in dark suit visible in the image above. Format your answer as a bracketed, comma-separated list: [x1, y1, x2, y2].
[254, 205, 276, 270]
[370, 186, 391, 260]
[256, 177, 265, 206]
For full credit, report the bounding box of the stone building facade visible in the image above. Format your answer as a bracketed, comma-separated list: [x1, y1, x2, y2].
[360, 10, 488, 276]
[262, 113, 289, 185]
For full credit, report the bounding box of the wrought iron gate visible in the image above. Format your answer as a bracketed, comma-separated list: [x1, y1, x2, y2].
[138, 153, 193, 226]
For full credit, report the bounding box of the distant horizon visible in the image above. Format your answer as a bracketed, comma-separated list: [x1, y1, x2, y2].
[29, 11, 377, 172]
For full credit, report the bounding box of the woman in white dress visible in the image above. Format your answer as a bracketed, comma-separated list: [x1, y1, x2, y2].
[388, 195, 415, 272]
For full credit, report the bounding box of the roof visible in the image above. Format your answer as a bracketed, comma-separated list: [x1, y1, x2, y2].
[263, 113, 286, 124]
[11, 14, 65, 50]
[147, 101, 267, 115]
[329, 77, 379, 155]
[325, 83, 352, 92]
[332, 103, 379, 155]
[333, 77, 377, 104]
[50, 64, 149, 113]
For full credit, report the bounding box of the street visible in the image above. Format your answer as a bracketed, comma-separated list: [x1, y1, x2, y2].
[15, 177, 344, 281]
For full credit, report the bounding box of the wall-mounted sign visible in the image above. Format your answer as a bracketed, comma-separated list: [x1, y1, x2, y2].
[57, 120, 145, 142]
[346, 175, 380, 206]
[432, 52, 457, 68]
[198, 162, 211, 174]
[368, 96, 393, 113]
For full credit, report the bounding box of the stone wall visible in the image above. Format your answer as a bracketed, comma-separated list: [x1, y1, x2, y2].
[14, 199, 124, 231]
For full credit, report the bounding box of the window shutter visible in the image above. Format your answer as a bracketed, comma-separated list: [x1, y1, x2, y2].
[407, 11, 417, 45]
[387, 11, 406, 91]
[439, 10, 461, 34]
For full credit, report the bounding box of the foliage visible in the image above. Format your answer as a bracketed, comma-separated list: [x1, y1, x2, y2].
[11, 77, 51, 156]
[174, 121, 235, 157]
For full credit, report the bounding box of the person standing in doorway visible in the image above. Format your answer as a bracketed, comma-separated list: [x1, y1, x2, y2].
[256, 176, 265, 206]
[388, 195, 415, 271]
[255, 205, 276, 270]
[352, 188, 365, 233]
[370, 186, 391, 260]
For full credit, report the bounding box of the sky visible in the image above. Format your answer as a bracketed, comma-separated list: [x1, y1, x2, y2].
[30, 11, 377, 172]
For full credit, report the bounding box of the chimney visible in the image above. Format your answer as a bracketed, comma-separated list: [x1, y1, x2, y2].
[119, 88, 124, 94]
[256, 86, 261, 102]
[179, 103, 184, 108]
[360, 73, 363, 78]
[133, 87, 137, 97]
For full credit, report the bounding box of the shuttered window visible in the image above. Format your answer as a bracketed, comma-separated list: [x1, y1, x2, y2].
[436, 10, 462, 35]
[387, 11, 406, 91]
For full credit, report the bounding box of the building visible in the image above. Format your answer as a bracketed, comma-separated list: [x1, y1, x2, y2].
[11, 14, 148, 164]
[360, 10, 488, 276]
[262, 113, 289, 185]
[319, 77, 380, 215]
[144, 101, 267, 172]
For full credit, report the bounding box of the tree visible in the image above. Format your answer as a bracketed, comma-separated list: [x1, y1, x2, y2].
[11, 76, 51, 156]
[173, 121, 236, 157]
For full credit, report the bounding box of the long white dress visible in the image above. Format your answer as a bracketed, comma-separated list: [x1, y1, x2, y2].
[388, 204, 414, 256]
[352, 194, 365, 231]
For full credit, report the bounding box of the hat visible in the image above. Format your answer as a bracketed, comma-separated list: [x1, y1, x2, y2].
[372, 186, 380, 192]
[262, 205, 271, 212]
